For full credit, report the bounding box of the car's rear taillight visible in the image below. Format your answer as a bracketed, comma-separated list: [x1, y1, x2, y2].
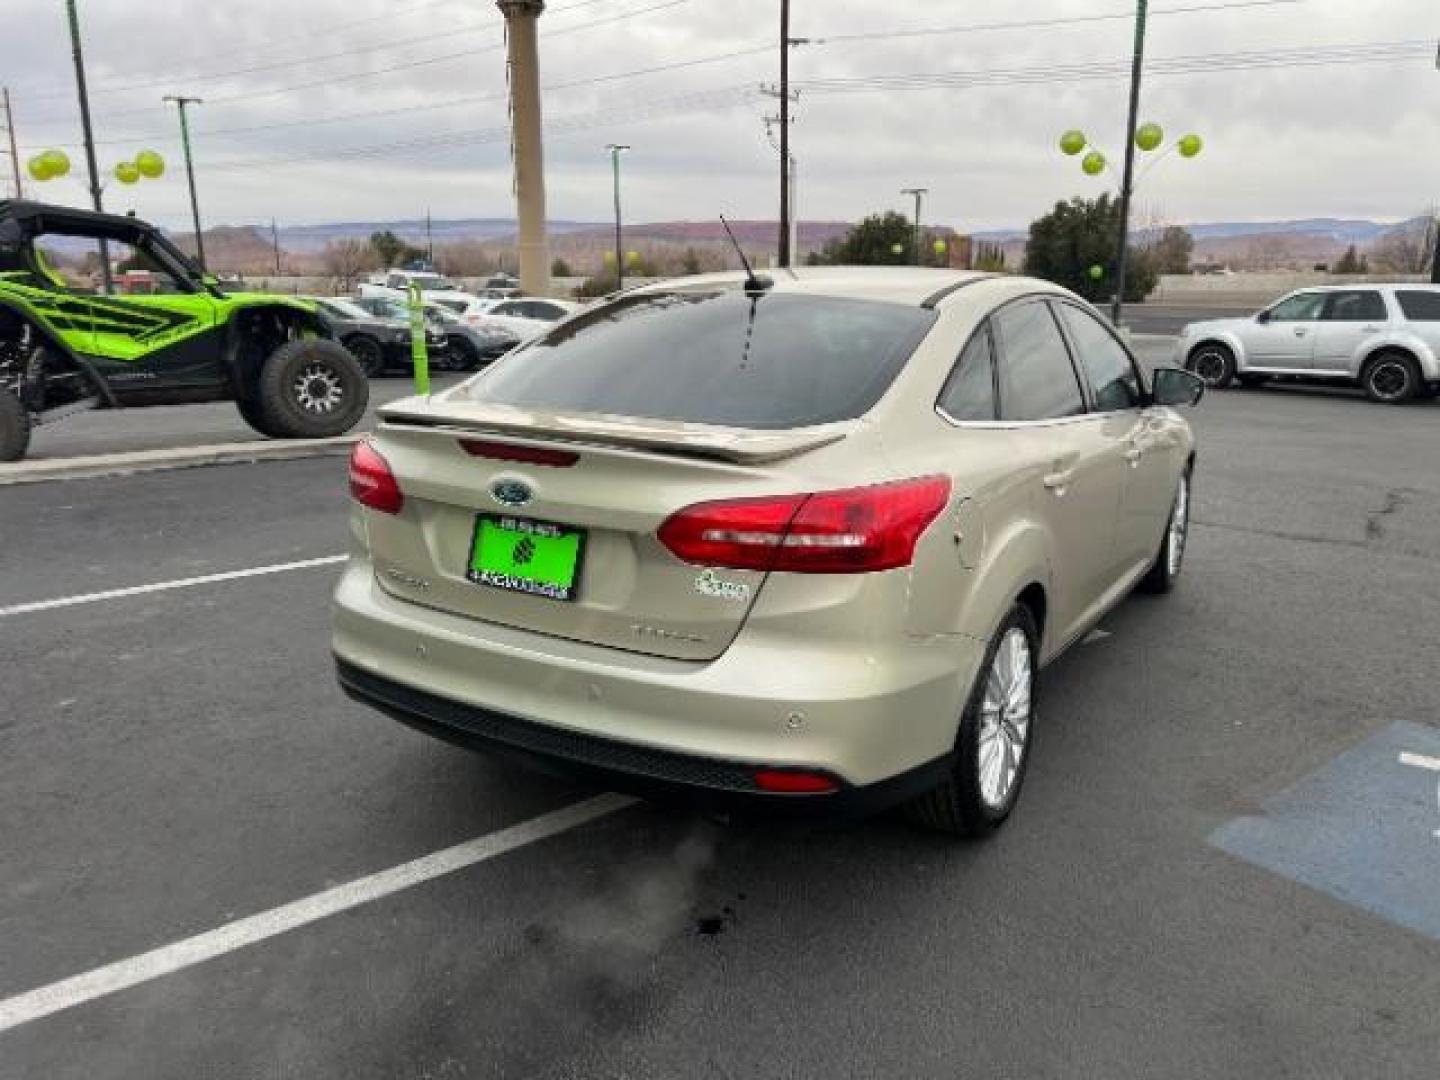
[658, 476, 950, 574]
[349, 440, 403, 514]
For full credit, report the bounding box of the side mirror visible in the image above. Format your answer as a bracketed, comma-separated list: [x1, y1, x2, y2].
[1151, 367, 1205, 408]
[1255, 309, 1271, 324]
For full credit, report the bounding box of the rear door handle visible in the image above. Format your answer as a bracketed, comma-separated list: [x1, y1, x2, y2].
[1042, 469, 1075, 492]
[1124, 445, 1143, 464]
[1293, 328, 1307, 336]
[1361, 325, 1383, 333]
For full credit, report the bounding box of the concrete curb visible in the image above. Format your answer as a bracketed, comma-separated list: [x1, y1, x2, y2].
[0, 434, 361, 487]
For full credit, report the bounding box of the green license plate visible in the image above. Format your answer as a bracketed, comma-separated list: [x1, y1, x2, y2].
[466, 514, 585, 602]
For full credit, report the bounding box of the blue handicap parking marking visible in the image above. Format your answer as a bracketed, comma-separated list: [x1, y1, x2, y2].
[1210, 721, 1440, 941]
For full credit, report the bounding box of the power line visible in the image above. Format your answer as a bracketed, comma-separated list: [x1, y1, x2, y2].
[812, 0, 1305, 45]
[16, 0, 617, 104]
[180, 38, 1433, 172]
[19, 0, 691, 122]
[24, 42, 777, 150]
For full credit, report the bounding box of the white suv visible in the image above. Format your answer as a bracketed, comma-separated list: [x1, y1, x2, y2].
[1177, 284, 1440, 403]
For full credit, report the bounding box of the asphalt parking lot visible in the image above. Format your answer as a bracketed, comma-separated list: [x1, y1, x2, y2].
[3, 355, 1439, 1078]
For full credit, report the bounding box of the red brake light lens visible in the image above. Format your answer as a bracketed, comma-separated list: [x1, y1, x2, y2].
[458, 439, 580, 467]
[753, 769, 840, 794]
[348, 440, 403, 514]
[658, 476, 950, 574]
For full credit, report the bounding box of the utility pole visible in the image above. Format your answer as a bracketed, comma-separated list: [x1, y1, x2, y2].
[2, 88, 21, 198]
[901, 187, 927, 265]
[497, 0, 550, 296]
[270, 218, 282, 275]
[778, 0, 791, 267]
[425, 208, 433, 264]
[1111, 0, 1148, 325]
[64, 0, 110, 292]
[606, 144, 629, 289]
[164, 95, 206, 271]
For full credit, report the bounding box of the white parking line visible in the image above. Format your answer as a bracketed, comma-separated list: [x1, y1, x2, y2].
[0, 555, 347, 618]
[0, 793, 637, 1034]
[1399, 751, 1440, 773]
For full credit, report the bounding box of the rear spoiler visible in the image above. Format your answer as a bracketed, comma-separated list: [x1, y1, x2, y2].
[378, 397, 854, 465]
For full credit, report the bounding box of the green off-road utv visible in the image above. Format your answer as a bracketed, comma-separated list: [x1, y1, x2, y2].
[0, 200, 368, 462]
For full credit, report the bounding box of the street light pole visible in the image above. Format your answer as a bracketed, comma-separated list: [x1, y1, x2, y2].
[778, 0, 791, 268]
[901, 187, 927, 265]
[606, 143, 629, 289]
[2, 88, 22, 198]
[164, 95, 206, 271]
[1111, 0, 1149, 324]
[63, 0, 111, 292]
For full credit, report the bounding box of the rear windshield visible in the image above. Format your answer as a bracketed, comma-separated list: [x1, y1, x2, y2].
[469, 290, 936, 428]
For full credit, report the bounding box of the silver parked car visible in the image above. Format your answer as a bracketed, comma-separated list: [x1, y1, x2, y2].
[1177, 284, 1440, 403]
[334, 268, 1203, 836]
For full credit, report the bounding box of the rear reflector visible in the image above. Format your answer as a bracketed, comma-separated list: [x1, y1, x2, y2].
[459, 438, 580, 467]
[658, 475, 950, 574]
[753, 769, 840, 794]
[349, 440, 403, 515]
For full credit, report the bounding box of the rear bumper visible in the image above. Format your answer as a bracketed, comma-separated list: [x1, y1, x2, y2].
[336, 657, 952, 816]
[332, 555, 981, 797]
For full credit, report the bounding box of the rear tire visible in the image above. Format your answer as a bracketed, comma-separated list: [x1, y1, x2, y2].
[235, 395, 286, 438]
[254, 339, 369, 439]
[905, 604, 1038, 837]
[1186, 343, 1235, 389]
[1361, 351, 1421, 405]
[445, 337, 482, 372]
[343, 334, 386, 377]
[0, 385, 32, 462]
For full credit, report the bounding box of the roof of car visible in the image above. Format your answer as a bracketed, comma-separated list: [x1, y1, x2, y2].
[1289, 282, 1440, 292]
[630, 266, 1051, 308]
[0, 199, 160, 240]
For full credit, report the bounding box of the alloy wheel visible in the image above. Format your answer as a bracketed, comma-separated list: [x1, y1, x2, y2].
[1167, 473, 1190, 578]
[293, 362, 344, 415]
[1367, 359, 1411, 402]
[977, 626, 1033, 810]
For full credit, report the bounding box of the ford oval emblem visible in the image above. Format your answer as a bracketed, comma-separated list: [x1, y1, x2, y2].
[490, 479, 532, 507]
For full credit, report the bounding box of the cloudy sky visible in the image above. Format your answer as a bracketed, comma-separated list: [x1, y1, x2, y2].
[3, 0, 1436, 232]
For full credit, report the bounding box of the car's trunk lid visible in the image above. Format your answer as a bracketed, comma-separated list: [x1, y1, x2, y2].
[363, 397, 856, 661]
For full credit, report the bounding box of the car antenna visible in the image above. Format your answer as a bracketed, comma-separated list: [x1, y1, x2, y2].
[719, 215, 773, 297]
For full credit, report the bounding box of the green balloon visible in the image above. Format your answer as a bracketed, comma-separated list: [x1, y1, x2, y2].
[114, 161, 141, 185]
[1135, 122, 1164, 152]
[135, 150, 165, 178]
[40, 149, 71, 178]
[27, 155, 53, 182]
[1177, 133, 1204, 158]
[1081, 150, 1106, 176]
[890, 243, 905, 255]
[1088, 265, 1105, 280]
[1058, 129, 1086, 156]
[933, 239, 948, 254]
[626, 250, 640, 264]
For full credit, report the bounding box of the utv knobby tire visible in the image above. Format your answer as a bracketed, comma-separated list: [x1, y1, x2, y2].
[235, 395, 288, 439]
[0, 386, 32, 462]
[255, 339, 369, 439]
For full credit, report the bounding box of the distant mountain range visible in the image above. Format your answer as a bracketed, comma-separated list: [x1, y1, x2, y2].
[971, 218, 1401, 245]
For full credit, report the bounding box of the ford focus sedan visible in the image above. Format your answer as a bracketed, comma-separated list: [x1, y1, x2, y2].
[333, 268, 1202, 835]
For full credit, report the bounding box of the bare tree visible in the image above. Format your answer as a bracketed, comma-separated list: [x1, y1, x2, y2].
[321, 239, 377, 292]
[1371, 210, 1439, 275]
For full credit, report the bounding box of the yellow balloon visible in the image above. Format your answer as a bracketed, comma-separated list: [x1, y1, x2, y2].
[1135, 122, 1164, 152]
[114, 161, 141, 185]
[135, 150, 165, 178]
[1058, 129, 1087, 156]
[40, 149, 71, 178]
[933, 239, 948, 254]
[1081, 150, 1106, 176]
[27, 155, 54, 182]
[626, 250, 640, 263]
[1178, 133, 1204, 159]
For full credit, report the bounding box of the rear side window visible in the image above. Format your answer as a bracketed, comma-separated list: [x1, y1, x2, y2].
[1396, 290, 1440, 321]
[1322, 291, 1386, 322]
[938, 326, 997, 421]
[993, 301, 1086, 421]
[1056, 303, 1143, 411]
[473, 291, 936, 429]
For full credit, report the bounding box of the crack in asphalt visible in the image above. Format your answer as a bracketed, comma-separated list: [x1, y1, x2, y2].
[1364, 488, 1410, 541]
